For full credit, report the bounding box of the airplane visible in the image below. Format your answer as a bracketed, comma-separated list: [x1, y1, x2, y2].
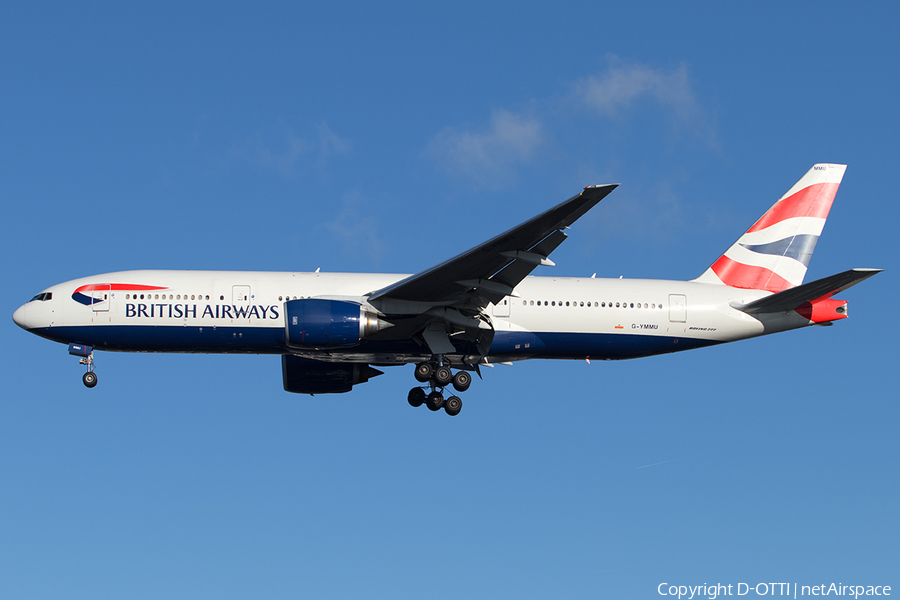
[13, 163, 881, 416]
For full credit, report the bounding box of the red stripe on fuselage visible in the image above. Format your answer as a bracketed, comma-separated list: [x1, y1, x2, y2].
[747, 182, 839, 233]
[73, 283, 169, 294]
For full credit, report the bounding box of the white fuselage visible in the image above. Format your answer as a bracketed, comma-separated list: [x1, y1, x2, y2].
[13, 269, 809, 364]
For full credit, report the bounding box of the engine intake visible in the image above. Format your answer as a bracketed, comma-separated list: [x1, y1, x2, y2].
[284, 298, 391, 348]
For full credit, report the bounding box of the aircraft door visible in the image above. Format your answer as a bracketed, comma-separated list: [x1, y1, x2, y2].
[91, 284, 111, 312]
[668, 294, 686, 323]
[492, 297, 510, 317]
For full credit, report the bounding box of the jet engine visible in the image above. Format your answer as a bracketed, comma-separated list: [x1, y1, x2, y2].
[284, 298, 392, 348]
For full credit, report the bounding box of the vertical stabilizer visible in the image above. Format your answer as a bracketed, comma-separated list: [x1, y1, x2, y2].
[693, 163, 846, 292]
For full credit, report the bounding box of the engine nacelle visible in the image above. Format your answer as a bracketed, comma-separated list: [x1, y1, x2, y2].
[284, 298, 391, 348]
[282, 355, 383, 394]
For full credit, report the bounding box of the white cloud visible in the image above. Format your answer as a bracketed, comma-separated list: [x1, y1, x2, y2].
[426, 58, 716, 187]
[575, 61, 696, 116]
[426, 108, 543, 189]
[242, 121, 351, 177]
[573, 57, 716, 145]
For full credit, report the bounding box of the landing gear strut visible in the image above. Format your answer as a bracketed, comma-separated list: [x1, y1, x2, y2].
[408, 360, 472, 416]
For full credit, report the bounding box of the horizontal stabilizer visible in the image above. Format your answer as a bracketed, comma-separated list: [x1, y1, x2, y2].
[733, 268, 882, 314]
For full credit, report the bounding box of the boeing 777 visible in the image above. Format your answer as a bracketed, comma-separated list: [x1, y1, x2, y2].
[13, 164, 881, 415]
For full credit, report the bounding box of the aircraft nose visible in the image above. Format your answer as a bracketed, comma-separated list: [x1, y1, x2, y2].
[12, 303, 32, 330]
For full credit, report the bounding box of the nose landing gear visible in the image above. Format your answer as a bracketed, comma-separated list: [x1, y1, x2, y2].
[408, 361, 471, 416]
[68, 343, 97, 388]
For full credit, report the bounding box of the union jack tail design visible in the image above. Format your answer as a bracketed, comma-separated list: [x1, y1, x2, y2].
[693, 163, 846, 292]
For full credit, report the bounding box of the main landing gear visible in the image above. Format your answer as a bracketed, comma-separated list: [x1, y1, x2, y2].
[68, 343, 97, 388]
[407, 362, 473, 416]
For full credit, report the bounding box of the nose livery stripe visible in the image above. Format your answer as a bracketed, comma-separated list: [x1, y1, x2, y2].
[72, 284, 169, 294]
[72, 284, 169, 306]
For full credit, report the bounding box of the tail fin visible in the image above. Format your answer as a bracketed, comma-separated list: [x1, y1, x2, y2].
[693, 163, 846, 292]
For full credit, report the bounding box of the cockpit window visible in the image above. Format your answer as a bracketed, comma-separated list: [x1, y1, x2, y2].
[30, 292, 52, 302]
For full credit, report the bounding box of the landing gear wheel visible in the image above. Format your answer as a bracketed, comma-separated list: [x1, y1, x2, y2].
[451, 371, 472, 392]
[83, 371, 98, 388]
[434, 366, 453, 386]
[408, 387, 426, 407]
[426, 391, 444, 411]
[414, 363, 434, 383]
[444, 396, 462, 416]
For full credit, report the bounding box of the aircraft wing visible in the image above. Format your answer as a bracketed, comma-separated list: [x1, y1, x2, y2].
[368, 184, 618, 310]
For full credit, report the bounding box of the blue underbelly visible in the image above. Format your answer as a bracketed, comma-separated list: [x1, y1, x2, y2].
[489, 330, 720, 359]
[31, 325, 720, 360]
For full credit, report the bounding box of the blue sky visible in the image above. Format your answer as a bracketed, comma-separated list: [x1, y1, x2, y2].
[2, 3, 897, 598]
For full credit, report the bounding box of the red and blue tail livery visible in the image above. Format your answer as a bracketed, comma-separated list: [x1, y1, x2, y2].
[13, 164, 881, 416]
[694, 163, 844, 292]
